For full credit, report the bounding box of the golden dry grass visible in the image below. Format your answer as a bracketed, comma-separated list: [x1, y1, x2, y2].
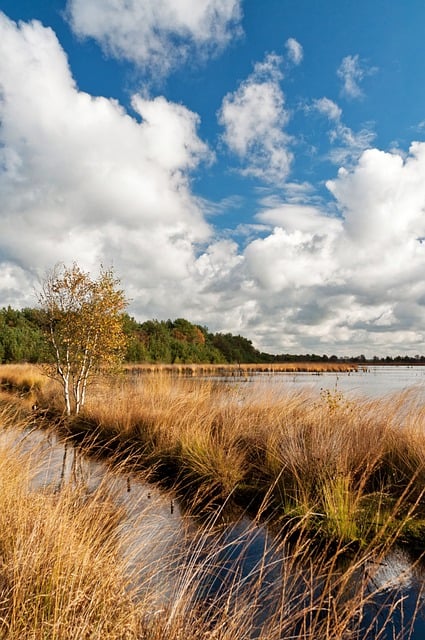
[0, 363, 47, 399]
[0, 406, 140, 639]
[64, 372, 425, 547]
[2, 364, 425, 546]
[0, 395, 423, 639]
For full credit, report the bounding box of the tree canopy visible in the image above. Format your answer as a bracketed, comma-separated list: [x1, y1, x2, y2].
[37, 263, 128, 415]
[1, 300, 423, 369]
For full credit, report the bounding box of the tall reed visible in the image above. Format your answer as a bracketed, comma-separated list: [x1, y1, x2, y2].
[0, 398, 423, 639]
[4, 364, 425, 546]
[64, 373, 425, 547]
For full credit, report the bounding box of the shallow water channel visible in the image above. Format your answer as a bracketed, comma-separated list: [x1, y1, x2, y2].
[3, 414, 425, 639]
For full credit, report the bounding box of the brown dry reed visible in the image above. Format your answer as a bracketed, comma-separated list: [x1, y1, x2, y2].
[2, 364, 425, 545]
[0, 384, 424, 639]
[125, 361, 357, 376]
[69, 372, 425, 546]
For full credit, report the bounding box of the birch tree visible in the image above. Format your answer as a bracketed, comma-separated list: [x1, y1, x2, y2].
[38, 263, 127, 415]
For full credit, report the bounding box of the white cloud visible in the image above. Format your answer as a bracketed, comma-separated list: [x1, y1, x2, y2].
[337, 54, 377, 100]
[326, 144, 425, 254]
[196, 239, 243, 280]
[244, 226, 339, 293]
[1, 13, 425, 357]
[0, 12, 211, 314]
[218, 53, 293, 184]
[0, 262, 34, 310]
[328, 125, 376, 165]
[312, 97, 342, 121]
[311, 96, 375, 165]
[66, 0, 242, 77]
[256, 204, 342, 235]
[279, 182, 317, 205]
[285, 37, 303, 65]
[196, 143, 425, 355]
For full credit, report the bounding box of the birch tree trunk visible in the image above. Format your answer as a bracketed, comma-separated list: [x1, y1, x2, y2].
[37, 262, 128, 416]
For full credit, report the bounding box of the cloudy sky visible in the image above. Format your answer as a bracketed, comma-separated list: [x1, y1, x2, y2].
[1, 1, 425, 357]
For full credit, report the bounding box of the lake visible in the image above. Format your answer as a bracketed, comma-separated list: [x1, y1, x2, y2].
[239, 364, 425, 399]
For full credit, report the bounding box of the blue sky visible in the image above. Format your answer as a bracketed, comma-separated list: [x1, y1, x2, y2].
[1, 1, 425, 356]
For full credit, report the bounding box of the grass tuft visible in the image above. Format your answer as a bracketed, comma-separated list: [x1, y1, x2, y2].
[0, 394, 424, 638]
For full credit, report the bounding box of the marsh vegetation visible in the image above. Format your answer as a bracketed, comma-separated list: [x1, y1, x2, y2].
[2, 363, 425, 546]
[1, 364, 425, 638]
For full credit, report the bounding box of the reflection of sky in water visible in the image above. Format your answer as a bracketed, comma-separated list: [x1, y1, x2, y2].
[248, 365, 425, 399]
[361, 549, 425, 640]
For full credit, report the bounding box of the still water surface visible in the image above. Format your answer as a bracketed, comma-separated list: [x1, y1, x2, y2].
[244, 365, 425, 399]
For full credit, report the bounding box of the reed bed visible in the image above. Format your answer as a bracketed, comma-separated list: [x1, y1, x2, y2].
[2, 363, 425, 547]
[0, 401, 423, 639]
[51, 372, 425, 549]
[126, 361, 357, 376]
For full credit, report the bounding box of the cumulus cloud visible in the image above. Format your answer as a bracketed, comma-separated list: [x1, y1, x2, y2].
[189, 144, 425, 356]
[285, 37, 303, 65]
[235, 143, 425, 354]
[66, 0, 242, 77]
[218, 53, 293, 184]
[337, 54, 377, 99]
[244, 227, 338, 294]
[256, 204, 342, 235]
[326, 145, 425, 255]
[0, 12, 211, 313]
[1, 12, 425, 357]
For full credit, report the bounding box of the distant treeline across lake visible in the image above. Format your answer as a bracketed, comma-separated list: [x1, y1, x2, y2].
[1, 306, 424, 365]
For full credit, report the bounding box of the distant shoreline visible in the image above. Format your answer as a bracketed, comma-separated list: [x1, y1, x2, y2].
[124, 361, 425, 376]
[124, 362, 358, 375]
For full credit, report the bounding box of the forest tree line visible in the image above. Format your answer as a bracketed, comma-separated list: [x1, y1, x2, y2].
[1, 306, 424, 365]
[0, 306, 272, 365]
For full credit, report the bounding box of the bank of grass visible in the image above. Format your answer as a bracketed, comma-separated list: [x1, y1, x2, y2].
[2, 364, 425, 547]
[0, 363, 46, 400]
[0, 401, 423, 639]
[56, 372, 425, 548]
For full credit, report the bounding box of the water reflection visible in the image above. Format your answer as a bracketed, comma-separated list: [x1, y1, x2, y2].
[244, 365, 425, 399]
[1, 422, 425, 638]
